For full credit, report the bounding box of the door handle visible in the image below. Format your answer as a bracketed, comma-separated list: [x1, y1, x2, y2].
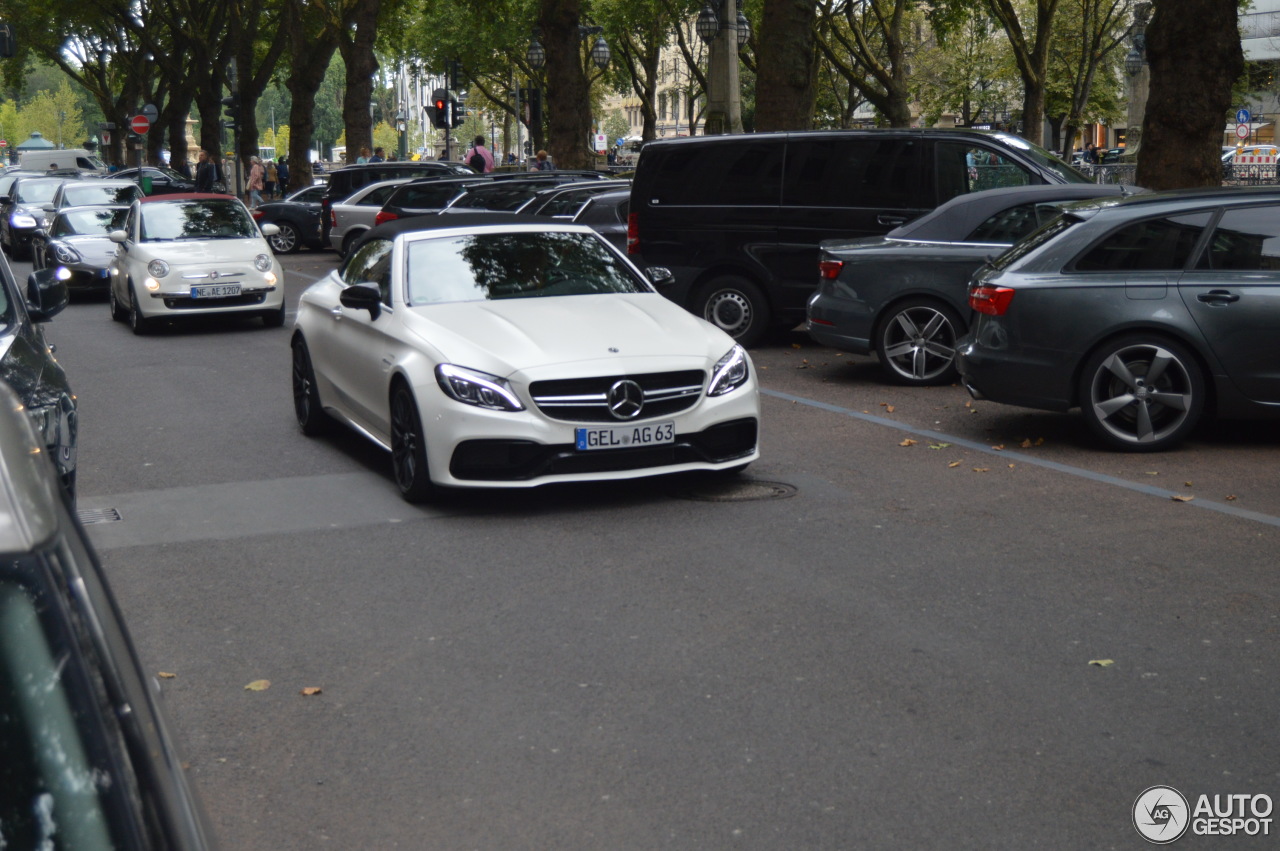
[877, 214, 907, 226]
[1197, 290, 1240, 305]
[330, 305, 344, 319]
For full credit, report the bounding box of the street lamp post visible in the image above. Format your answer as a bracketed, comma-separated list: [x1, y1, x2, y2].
[697, 0, 748, 135]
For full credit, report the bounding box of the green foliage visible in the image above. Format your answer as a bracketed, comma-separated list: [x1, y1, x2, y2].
[0, 80, 86, 148]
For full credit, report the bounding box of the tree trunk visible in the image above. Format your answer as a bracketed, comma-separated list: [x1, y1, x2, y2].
[339, 0, 382, 163]
[284, 0, 340, 192]
[1136, 0, 1242, 189]
[755, 0, 817, 130]
[539, 0, 594, 169]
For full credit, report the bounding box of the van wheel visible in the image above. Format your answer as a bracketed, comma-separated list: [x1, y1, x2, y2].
[694, 276, 770, 348]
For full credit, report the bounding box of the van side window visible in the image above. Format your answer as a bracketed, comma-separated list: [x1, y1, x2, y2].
[643, 142, 782, 206]
[782, 138, 921, 209]
[937, 143, 1034, 202]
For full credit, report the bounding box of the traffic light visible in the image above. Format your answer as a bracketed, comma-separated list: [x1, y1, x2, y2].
[430, 89, 449, 129]
[450, 93, 465, 129]
[524, 140, 532, 157]
[0, 24, 14, 59]
[221, 95, 240, 131]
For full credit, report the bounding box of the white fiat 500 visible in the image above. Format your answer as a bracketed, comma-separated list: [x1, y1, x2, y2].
[292, 216, 761, 502]
[107, 193, 285, 334]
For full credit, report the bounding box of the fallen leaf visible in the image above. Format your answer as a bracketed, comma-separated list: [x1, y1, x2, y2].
[969, 409, 978, 415]
[791, 343, 801, 349]
[1089, 659, 1115, 667]
[1171, 495, 1195, 503]
[300, 687, 323, 696]
[948, 460, 962, 468]
[834, 352, 842, 357]
[886, 405, 895, 413]
[1145, 471, 1160, 476]
[1226, 495, 1238, 501]
[964, 400, 972, 408]
[928, 443, 951, 450]
[899, 438, 918, 447]
[158, 672, 177, 679]
[1020, 439, 1032, 448]
[972, 467, 989, 473]
[879, 402, 888, 407]
[244, 679, 272, 692]
[1184, 481, 1193, 487]
[1035, 437, 1045, 446]
[1008, 464, 1016, 468]
[801, 359, 809, 364]
[991, 444, 1005, 451]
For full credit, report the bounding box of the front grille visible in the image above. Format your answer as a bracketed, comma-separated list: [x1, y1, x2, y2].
[162, 292, 268, 310]
[449, 418, 758, 481]
[530, 369, 705, 423]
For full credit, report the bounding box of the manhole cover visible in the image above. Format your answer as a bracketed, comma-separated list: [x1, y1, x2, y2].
[78, 508, 122, 525]
[676, 479, 798, 502]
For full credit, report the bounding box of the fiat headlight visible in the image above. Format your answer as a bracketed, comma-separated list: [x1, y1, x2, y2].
[254, 253, 272, 272]
[435, 364, 525, 412]
[51, 242, 81, 264]
[707, 345, 749, 397]
[147, 259, 169, 278]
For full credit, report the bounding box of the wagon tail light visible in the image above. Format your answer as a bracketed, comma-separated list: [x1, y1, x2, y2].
[328, 210, 337, 228]
[374, 211, 398, 226]
[626, 212, 638, 254]
[969, 283, 1015, 316]
[819, 260, 843, 280]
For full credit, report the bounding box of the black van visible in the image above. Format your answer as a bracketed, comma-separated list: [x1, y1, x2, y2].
[627, 129, 1091, 345]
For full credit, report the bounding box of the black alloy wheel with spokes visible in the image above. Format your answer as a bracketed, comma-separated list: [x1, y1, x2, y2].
[1078, 335, 1206, 452]
[291, 338, 330, 435]
[389, 382, 435, 503]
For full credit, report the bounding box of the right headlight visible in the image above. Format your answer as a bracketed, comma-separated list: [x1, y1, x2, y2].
[51, 242, 82, 264]
[435, 364, 525, 412]
[708, 345, 749, 397]
[148, 259, 170, 278]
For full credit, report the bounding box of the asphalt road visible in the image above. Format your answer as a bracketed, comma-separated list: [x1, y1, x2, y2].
[34, 247, 1280, 849]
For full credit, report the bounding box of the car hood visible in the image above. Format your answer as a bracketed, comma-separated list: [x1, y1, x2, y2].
[132, 238, 271, 263]
[401, 293, 732, 378]
[59, 235, 118, 262]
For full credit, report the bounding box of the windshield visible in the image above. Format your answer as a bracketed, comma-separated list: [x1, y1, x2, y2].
[54, 208, 129, 237]
[60, 184, 140, 207]
[449, 185, 549, 211]
[13, 182, 60, 205]
[405, 230, 646, 304]
[991, 132, 1093, 184]
[989, 213, 1080, 270]
[140, 199, 258, 241]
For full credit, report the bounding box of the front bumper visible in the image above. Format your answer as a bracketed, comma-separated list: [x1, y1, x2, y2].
[136, 270, 285, 318]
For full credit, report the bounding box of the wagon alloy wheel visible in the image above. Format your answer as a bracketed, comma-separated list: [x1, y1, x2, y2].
[389, 383, 434, 502]
[694, 276, 770, 348]
[876, 299, 964, 385]
[291, 339, 330, 435]
[269, 222, 300, 254]
[1079, 336, 1206, 452]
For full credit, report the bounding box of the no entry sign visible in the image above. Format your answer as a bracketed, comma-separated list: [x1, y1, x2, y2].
[130, 114, 150, 135]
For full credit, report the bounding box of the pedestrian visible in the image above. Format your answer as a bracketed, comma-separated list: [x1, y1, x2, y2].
[276, 156, 289, 197]
[369, 147, 385, 163]
[465, 135, 494, 173]
[529, 150, 554, 171]
[248, 156, 265, 208]
[1085, 143, 1098, 164]
[265, 159, 278, 199]
[356, 146, 371, 164]
[195, 150, 218, 193]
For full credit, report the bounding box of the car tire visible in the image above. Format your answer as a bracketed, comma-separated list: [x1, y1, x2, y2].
[291, 337, 331, 436]
[268, 221, 301, 254]
[389, 381, 435, 503]
[109, 283, 128, 322]
[128, 283, 153, 335]
[262, 300, 286, 328]
[874, 298, 966, 386]
[340, 231, 363, 258]
[1078, 334, 1206, 452]
[693, 275, 770, 348]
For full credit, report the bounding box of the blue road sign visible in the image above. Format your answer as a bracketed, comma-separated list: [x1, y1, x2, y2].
[1237, 108, 1251, 126]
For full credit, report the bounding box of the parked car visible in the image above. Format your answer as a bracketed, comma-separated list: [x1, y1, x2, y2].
[517, 179, 632, 217]
[45, 178, 143, 212]
[32, 204, 131, 295]
[292, 215, 760, 501]
[327, 177, 416, 256]
[111, 166, 197, 195]
[367, 176, 494, 233]
[807, 183, 1134, 385]
[628, 129, 1092, 346]
[251, 184, 329, 254]
[319, 161, 475, 244]
[107, 193, 286, 334]
[1, 176, 79, 260]
[0, 382, 216, 850]
[956, 186, 1280, 451]
[441, 175, 606, 214]
[532, 187, 631, 253]
[0, 248, 76, 496]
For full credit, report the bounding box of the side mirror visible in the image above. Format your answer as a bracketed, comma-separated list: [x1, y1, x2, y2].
[108, 229, 128, 244]
[646, 266, 675, 291]
[26, 268, 69, 322]
[41, 203, 56, 213]
[260, 223, 280, 237]
[339, 282, 382, 320]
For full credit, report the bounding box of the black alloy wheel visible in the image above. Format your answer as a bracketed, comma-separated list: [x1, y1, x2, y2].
[875, 298, 966, 386]
[291, 338, 330, 435]
[389, 382, 435, 503]
[694, 275, 770, 348]
[1078, 335, 1206, 452]
[268, 221, 301, 254]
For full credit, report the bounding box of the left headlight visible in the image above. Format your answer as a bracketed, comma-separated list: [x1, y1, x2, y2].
[435, 364, 525, 412]
[708, 345, 750, 397]
[254, 253, 273, 272]
[51, 242, 82, 264]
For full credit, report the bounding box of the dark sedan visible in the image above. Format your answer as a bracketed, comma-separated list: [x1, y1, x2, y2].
[957, 186, 1280, 451]
[529, 186, 630, 254]
[32, 205, 130, 294]
[0, 380, 216, 849]
[252, 184, 327, 253]
[1, 177, 77, 260]
[807, 183, 1133, 385]
[112, 166, 196, 195]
